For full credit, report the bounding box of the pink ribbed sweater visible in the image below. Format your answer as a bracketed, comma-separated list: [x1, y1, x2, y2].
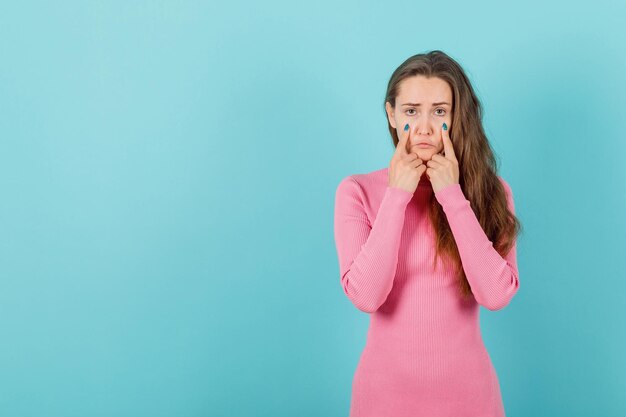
[333, 166, 520, 417]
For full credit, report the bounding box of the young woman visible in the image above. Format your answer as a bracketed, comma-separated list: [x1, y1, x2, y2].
[333, 50, 522, 416]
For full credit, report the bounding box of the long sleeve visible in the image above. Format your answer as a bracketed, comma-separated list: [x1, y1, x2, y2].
[333, 176, 413, 313]
[434, 179, 520, 311]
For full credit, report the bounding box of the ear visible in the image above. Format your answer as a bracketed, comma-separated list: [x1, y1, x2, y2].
[385, 101, 396, 129]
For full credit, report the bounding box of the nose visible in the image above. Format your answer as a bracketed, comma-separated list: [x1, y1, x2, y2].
[412, 115, 436, 136]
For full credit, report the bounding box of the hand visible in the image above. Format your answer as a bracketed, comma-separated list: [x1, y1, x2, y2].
[426, 123, 460, 194]
[388, 123, 427, 194]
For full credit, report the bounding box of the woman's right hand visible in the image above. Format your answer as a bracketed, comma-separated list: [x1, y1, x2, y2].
[388, 123, 427, 193]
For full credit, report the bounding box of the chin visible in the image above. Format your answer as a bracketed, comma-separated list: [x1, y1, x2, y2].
[414, 149, 438, 159]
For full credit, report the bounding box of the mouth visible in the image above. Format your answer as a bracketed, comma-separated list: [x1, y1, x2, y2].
[414, 143, 434, 148]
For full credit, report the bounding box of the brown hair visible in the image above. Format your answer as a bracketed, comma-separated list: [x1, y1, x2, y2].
[384, 50, 522, 299]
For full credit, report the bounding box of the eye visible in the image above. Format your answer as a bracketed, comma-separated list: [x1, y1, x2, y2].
[405, 108, 446, 116]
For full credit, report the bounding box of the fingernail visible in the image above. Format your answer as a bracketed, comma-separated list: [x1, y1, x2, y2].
[442, 123, 447, 131]
[404, 123, 409, 131]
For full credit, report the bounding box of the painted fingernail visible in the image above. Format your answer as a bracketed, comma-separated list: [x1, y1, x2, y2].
[404, 123, 409, 131]
[443, 123, 447, 131]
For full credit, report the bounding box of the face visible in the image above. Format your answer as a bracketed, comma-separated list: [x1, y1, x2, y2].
[385, 75, 453, 161]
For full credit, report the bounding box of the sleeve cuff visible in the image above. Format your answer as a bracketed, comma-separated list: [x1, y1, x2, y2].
[385, 186, 414, 205]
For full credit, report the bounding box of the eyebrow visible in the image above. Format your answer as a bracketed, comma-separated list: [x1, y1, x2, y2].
[401, 102, 451, 107]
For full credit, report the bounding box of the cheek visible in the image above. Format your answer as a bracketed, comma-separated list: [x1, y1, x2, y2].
[397, 117, 410, 131]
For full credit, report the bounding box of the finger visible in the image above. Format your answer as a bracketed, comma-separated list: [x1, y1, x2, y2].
[426, 159, 442, 168]
[395, 122, 411, 156]
[440, 122, 457, 161]
[403, 151, 419, 162]
[408, 156, 423, 168]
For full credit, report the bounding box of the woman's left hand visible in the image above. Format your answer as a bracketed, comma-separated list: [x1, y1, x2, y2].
[426, 123, 460, 194]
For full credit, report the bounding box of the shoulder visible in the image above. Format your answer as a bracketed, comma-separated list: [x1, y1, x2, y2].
[335, 168, 387, 221]
[497, 175, 513, 195]
[496, 176, 516, 211]
[336, 167, 388, 197]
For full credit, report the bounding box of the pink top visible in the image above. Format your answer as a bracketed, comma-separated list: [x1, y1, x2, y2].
[333, 166, 520, 417]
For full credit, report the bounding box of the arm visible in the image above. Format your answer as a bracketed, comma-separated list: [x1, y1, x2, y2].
[333, 176, 413, 313]
[434, 179, 520, 311]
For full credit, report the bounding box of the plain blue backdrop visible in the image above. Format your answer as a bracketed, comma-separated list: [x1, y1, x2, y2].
[1, 1, 625, 416]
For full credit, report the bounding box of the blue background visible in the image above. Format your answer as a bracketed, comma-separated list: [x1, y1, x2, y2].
[1, 1, 625, 416]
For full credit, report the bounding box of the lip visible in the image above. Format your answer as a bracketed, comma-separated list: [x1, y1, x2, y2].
[414, 143, 434, 147]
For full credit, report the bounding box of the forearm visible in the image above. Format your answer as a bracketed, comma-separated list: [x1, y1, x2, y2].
[435, 183, 520, 310]
[335, 184, 412, 312]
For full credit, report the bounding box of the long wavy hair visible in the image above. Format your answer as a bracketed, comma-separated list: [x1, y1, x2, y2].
[384, 50, 522, 300]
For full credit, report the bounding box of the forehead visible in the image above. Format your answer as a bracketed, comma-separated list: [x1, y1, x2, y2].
[397, 75, 452, 103]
